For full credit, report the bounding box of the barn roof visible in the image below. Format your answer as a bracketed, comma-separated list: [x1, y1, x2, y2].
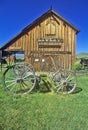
[0, 8, 80, 50]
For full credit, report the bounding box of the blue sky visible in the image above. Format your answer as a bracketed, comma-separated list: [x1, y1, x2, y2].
[0, 0, 88, 54]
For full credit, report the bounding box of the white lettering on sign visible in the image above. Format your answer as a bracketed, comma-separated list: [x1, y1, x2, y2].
[38, 38, 63, 43]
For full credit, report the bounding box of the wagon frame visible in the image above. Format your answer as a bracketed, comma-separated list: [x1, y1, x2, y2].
[0, 50, 77, 95]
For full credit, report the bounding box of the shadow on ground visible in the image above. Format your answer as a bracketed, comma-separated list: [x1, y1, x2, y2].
[72, 87, 82, 94]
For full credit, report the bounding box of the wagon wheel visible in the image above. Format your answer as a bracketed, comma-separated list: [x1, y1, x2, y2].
[51, 69, 76, 94]
[3, 63, 36, 95]
[48, 65, 62, 80]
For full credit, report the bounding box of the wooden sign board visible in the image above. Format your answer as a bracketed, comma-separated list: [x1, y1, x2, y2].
[38, 38, 63, 43]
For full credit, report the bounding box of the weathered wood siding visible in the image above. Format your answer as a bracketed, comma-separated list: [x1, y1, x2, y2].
[6, 13, 77, 70]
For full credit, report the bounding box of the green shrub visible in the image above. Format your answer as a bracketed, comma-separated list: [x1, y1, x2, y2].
[72, 61, 82, 70]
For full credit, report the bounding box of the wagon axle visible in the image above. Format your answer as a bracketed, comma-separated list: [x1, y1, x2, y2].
[61, 80, 68, 87]
[16, 78, 23, 83]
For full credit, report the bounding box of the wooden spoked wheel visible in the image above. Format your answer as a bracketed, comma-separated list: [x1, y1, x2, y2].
[3, 63, 36, 95]
[50, 69, 76, 94]
[48, 66, 62, 81]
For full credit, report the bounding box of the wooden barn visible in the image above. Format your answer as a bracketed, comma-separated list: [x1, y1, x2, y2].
[0, 9, 79, 71]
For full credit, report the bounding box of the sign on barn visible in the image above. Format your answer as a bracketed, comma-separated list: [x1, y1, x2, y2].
[38, 38, 63, 43]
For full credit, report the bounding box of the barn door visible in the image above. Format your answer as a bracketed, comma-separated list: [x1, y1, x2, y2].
[33, 57, 40, 71]
[53, 55, 59, 67]
[40, 56, 56, 71]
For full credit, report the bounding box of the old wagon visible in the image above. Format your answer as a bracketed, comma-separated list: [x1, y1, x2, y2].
[0, 50, 77, 95]
[80, 58, 88, 69]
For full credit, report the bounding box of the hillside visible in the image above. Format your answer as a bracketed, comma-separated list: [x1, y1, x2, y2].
[76, 52, 88, 59]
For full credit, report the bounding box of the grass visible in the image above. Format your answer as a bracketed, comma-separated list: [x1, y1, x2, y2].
[0, 70, 88, 130]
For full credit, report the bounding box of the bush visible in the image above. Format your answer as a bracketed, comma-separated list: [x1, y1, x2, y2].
[72, 61, 82, 70]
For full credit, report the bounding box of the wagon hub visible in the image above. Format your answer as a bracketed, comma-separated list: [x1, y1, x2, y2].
[61, 80, 68, 87]
[63, 82, 68, 86]
[16, 78, 23, 83]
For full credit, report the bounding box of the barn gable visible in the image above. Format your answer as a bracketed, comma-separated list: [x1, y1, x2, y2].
[1, 9, 79, 50]
[0, 8, 80, 70]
